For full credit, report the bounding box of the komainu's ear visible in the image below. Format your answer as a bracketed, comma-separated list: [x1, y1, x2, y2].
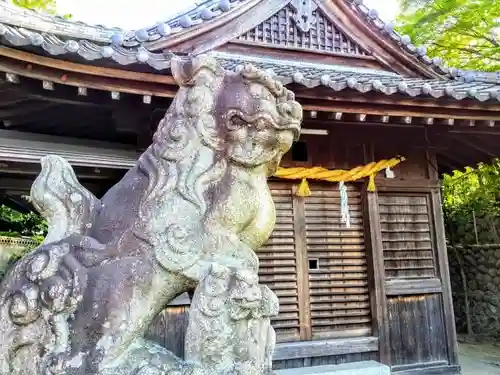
[170, 54, 225, 86]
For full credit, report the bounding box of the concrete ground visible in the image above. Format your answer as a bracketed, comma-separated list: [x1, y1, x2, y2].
[459, 341, 500, 375]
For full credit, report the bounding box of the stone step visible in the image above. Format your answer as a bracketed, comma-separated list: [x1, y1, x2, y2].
[274, 361, 391, 375]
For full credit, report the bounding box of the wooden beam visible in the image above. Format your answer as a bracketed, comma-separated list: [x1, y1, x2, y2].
[2, 80, 171, 110]
[440, 150, 473, 168]
[294, 88, 500, 113]
[0, 46, 175, 85]
[27, 92, 103, 107]
[435, 118, 455, 127]
[362, 188, 391, 365]
[451, 135, 497, 158]
[446, 127, 500, 136]
[342, 113, 367, 122]
[1, 104, 67, 127]
[469, 134, 500, 155]
[454, 119, 476, 127]
[391, 116, 413, 124]
[273, 337, 379, 360]
[414, 117, 434, 126]
[0, 56, 177, 99]
[376, 179, 439, 191]
[307, 118, 500, 137]
[0, 176, 102, 196]
[449, 137, 494, 166]
[301, 99, 500, 120]
[436, 154, 463, 173]
[385, 278, 443, 296]
[391, 362, 459, 374]
[291, 190, 312, 341]
[301, 128, 329, 135]
[112, 102, 152, 134]
[366, 114, 389, 123]
[138, 109, 164, 150]
[0, 129, 140, 169]
[430, 190, 460, 366]
[475, 120, 496, 127]
[0, 101, 57, 118]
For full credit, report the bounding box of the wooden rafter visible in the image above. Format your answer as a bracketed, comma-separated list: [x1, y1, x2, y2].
[0, 47, 174, 84]
[0, 54, 177, 98]
[451, 135, 497, 159]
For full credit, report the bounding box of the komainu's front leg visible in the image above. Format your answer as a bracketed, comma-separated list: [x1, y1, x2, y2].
[185, 264, 279, 375]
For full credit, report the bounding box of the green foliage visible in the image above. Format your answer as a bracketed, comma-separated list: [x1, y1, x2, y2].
[13, 0, 56, 13]
[0, 205, 47, 238]
[443, 160, 500, 245]
[396, 0, 500, 71]
[12, 0, 71, 18]
[0, 245, 36, 281]
[0, 205, 45, 281]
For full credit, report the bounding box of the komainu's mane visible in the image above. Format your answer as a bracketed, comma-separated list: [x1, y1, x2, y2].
[137, 56, 226, 217]
[136, 56, 301, 231]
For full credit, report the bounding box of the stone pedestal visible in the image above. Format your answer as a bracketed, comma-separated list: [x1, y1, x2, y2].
[274, 361, 391, 375]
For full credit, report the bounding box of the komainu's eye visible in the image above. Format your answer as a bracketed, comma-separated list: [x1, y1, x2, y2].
[228, 115, 246, 130]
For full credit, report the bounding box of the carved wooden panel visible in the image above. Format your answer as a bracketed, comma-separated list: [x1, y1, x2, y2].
[379, 194, 437, 279]
[236, 3, 369, 56]
[257, 182, 301, 342]
[304, 183, 372, 339]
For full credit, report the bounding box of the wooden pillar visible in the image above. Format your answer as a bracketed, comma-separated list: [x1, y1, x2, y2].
[292, 188, 312, 341]
[362, 187, 391, 365]
[431, 187, 460, 366]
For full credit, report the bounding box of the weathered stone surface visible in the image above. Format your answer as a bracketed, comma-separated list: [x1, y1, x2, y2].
[479, 265, 489, 274]
[450, 245, 500, 338]
[465, 255, 476, 266]
[274, 361, 390, 375]
[0, 55, 303, 375]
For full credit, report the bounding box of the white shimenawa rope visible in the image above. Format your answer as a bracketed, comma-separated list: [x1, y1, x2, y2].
[339, 181, 351, 228]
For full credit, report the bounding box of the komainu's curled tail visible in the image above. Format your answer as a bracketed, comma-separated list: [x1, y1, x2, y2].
[30, 155, 100, 243]
[0, 156, 100, 375]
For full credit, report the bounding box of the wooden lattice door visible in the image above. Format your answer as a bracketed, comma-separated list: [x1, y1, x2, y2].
[257, 181, 372, 342]
[303, 183, 372, 339]
[257, 182, 302, 342]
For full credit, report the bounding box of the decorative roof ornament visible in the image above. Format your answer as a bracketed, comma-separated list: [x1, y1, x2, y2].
[290, 0, 318, 33]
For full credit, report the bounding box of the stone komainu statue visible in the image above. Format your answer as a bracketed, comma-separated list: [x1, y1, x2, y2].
[0, 55, 302, 375]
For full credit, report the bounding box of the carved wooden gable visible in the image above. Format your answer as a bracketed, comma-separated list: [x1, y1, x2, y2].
[236, 0, 370, 56]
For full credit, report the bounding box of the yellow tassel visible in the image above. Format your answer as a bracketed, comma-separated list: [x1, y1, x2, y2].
[296, 178, 311, 197]
[367, 174, 376, 192]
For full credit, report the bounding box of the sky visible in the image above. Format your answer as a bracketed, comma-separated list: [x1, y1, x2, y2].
[55, 0, 399, 29]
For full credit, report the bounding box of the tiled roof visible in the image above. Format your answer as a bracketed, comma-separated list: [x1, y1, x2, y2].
[0, 0, 250, 45]
[0, 20, 172, 70]
[0, 1, 119, 42]
[1, 0, 500, 102]
[116, 0, 250, 47]
[0, 0, 496, 85]
[0, 0, 249, 69]
[345, 0, 451, 76]
[214, 52, 500, 102]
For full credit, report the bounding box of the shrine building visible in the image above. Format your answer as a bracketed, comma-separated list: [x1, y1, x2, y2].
[2, 0, 500, 374]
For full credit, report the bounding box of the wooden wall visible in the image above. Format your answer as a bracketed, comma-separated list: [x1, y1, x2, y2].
[373, 189, 460, 374]
[145, 125, 460, 373]
[146, 180, 379, 367]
